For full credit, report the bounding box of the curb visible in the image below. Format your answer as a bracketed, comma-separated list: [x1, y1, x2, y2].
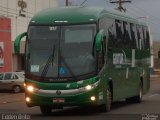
[151, 75, 160, 78]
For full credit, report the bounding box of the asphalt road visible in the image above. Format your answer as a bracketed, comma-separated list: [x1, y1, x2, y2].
[0, 77, 160, 120]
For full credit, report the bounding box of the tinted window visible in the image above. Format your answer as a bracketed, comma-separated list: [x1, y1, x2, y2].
[0, 73, 3, 80]
[108, 19, 116, 47]
[130, 23, 137, 49]
[27, 25, 96, 79]
[4, 73, 12, 80]
[146, 28, 150, 49]
[99, 18, 148, 50]
[16, 73, 24, 78]
[137, 25, 144, 49]
[13, 74, 19, 79]
[143, 27, 150, 49]
[123, 21, 132, 48]
[64, 27, 94, 43]
[99, 17, 116, 50]
[28, 26, 60, 50]
[115, 20, 123, 48]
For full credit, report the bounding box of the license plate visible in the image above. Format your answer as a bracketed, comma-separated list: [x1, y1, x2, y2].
[53, 98, 65, 103]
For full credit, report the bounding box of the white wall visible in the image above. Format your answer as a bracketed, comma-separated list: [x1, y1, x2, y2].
[0, 0, 58, 41]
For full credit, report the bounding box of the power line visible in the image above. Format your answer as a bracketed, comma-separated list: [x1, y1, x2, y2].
[130, 3, 160, 21]
[0, 9, 32, 19]
[124, 4, 160, 39]
[127, 3, 160, 27]
[80, 0, 88, 6]
[0, 5, 34, 15]
[103, 0, 116, 9]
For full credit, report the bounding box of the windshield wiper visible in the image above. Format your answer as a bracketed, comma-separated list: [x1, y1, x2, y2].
[41, 45, 55, 79]
[59, 50, 77, 81]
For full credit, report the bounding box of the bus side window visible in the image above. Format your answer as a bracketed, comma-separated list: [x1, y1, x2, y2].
[115, 19, 123, 48]
[143, 27, 147, 49]
[123, 21, 131, 48]
[141, 26, 145, 49]
[146, 28, 150, 49]
[137, 25, 144, 50]
[99, 17, 116, 49]
[108, 20, 116, 48]
[130, 23, 137, 49]
[143, 27, 150, 49]
[142, 27, 146, 49]
[137, 25, 141, 49]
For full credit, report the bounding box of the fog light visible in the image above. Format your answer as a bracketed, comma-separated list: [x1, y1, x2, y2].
[90, 96, 96, 101]
[26, 97, 30, 102]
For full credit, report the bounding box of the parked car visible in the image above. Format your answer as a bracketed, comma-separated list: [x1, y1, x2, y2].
[0, 72, 24, 93]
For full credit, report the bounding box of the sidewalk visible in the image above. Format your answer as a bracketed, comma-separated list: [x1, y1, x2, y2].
[151, 69, 160, 78]
[151, 75, 160, 78]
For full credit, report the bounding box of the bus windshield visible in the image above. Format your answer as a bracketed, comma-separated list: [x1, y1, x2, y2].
[27, 24, 96, 80]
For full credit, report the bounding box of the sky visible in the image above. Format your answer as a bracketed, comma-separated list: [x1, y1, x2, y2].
[58, 0, 160, 41]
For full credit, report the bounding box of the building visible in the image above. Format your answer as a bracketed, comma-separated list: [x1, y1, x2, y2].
[0, 17, 12, 72]
[0, 0, 58, 72]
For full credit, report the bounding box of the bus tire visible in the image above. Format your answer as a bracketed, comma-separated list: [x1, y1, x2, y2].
[40, 106, 52, 115]
[126, 83, 143, 103]
[133, 82, 143, 103]
[99, 87, 112, 112]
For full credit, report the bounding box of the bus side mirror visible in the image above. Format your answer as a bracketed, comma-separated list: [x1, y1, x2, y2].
[95, 30, 104, 52]
[96, 30, 105, 71]
[14, 32, 27, 54]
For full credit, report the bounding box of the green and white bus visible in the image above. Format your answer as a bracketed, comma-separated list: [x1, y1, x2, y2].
[15, 7, 151, 114]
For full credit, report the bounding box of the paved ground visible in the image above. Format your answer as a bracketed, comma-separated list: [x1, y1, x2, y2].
[0, 77, 160, 120]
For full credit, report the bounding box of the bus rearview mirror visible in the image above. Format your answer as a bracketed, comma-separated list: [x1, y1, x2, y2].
[14, 32, 27, 54]
[95, 30, 104, 52]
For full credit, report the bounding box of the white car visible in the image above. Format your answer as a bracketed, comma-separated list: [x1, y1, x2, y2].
[0, 72, 24, 93]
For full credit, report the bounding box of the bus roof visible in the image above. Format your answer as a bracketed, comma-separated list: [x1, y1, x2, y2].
[30, 6, 146, 26]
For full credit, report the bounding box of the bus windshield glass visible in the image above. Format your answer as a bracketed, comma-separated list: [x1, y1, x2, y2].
[27, 24, 96, 80]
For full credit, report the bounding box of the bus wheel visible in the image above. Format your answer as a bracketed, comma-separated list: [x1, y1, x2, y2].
[134, 83, 143, 103]
[99, 88, 112, 112]
[126, 83, 143, 103]
[40, 106, 52, 115]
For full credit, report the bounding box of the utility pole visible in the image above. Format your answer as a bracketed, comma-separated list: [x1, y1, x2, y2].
[65, 0, 73, 6]
[110, 0, 131, 12]
[66, 0, 69, 6]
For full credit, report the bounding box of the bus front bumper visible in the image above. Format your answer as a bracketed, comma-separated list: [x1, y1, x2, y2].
[25, 87, 104, 107]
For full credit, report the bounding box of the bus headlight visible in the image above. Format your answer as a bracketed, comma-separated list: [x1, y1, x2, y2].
[84, 80, 100, 91]
[26, 85, 35, 92]
[85, 85, 92, 90]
